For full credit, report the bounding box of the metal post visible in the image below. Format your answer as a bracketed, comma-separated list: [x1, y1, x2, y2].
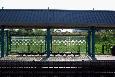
[50, 35, 52, 52]
[1, 27, 4, 57]
[45, 36, 47, 51]
[46, 28, 51, 57]
[6, 30, 9, 56]
[88, 30, 91, 56]
[9, 32, 11, 53]
[86, 36, 88, 53]
[78, 45, 80, 53]
[102, 45, 104, 54]
[27, 43, 30, 53]
[91, 29, 95, 58]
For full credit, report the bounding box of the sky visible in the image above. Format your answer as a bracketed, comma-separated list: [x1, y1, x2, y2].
[0, 0, 115, 32]
[0, 0, 115, 10]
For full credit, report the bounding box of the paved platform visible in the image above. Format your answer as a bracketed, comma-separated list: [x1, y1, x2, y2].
[0, 55, 115, 61]
[96, 55, 115, 60]
[0, 55, 90, 61]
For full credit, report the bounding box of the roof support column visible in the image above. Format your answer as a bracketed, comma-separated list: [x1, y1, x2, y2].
[6, 30, 9, 56]
[9, 32, 11, 53]
[45, 36, 47, 51]
[91, 28, 96, 58]
[46, 28, 51, 57]
[51, 35, 52, 51]
[1, 26, 4, 57]
[87, 29, 91, 56]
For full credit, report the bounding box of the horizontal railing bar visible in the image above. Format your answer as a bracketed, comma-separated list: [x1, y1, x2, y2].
[11, 34, 86, 36]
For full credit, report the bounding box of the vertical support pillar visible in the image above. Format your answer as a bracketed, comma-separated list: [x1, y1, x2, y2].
[50, 35, 52, 52]
[46, 28, 51, 57]
[1, 27, 4, 57]
[91, 28, 95, 58]
[9, 32, 11, 53]
[102, 45, 104, 54]
[45, 36, 47, 51]
[6, 30, 9, 56]
[87, 29, 91, 56]
[86, 36, 88, 53]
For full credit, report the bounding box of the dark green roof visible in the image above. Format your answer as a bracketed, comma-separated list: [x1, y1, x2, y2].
[0, 9, 115, 29]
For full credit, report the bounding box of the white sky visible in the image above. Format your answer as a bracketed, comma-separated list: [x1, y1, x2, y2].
[0, 0, 115, 32]
[0, 0, 115, 10]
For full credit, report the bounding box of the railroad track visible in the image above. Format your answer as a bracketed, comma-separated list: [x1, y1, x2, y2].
[0, 60, 115, 76]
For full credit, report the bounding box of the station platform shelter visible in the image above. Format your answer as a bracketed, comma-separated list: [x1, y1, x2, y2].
[0, 9, 115, 60]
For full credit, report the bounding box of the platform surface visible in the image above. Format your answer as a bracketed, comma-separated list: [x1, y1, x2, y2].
[96, 55, 115, 60]
[0, 55, 115, 61]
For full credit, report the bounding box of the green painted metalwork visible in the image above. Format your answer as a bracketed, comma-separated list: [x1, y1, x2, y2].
[86, 36, 88, 53]
[51, 35, 52, 51]
[10, 35, 86, 54]
[92, 29, 95, 58]
[45, 36, 47, 51]
[88, 30, 91, 56]
[10, 36, 45, 53]
[52, 35, 86, 53]
[87, 28, 96, 58]
[1, 27, 4, 57]
[46, 28, 51, 57]
[6, 30, 9, 56]
[9, 32, 11, 53]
